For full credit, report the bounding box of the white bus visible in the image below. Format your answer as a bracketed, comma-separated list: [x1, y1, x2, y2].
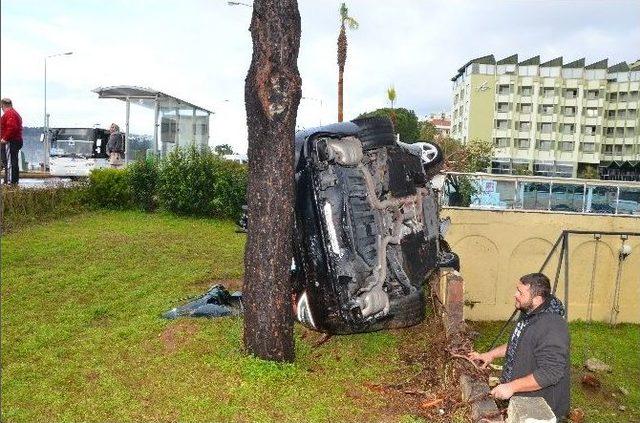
[46, 128, 115, 177]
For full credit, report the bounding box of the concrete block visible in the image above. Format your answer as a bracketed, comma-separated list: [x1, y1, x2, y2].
[506, 396, 556, 423]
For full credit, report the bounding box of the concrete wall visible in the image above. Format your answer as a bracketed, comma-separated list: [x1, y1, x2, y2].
[441, 208, 640, 323]
[468, 73, 496, 143]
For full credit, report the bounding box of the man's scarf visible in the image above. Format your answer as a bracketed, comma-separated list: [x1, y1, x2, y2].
[501, 296, 565, 383]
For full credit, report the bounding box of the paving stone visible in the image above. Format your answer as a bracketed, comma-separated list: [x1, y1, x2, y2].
[506, 396, 556, 423]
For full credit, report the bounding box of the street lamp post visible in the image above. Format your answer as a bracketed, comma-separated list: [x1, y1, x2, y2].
[44, 51, 73, 170]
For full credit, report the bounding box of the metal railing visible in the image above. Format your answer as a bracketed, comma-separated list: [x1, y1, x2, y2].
[442, 172, 640, 216]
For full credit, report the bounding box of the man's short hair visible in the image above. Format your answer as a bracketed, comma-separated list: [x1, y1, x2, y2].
[110, 123, 120, 131]
[520, 273, 551, 299]
[1, 98, 12, 107]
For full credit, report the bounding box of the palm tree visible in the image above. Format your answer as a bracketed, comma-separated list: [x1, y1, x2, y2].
[337, 3, 358, 122]
[387, 85, 396, 109]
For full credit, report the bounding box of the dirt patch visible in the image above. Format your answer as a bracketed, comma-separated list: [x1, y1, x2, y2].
[357, 314, 485, 422]
[159, 320, 200, 354]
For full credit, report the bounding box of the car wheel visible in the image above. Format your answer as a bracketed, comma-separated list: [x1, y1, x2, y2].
[351, 116, 396, 150]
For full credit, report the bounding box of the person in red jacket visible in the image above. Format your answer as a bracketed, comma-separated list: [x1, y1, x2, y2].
[0, 98, 24, 184]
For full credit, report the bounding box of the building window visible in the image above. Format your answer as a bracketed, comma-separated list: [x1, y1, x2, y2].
[517, 139, 530, 149]
[627, 127, 637, 136]
[519, 86, 533, 96]
[542, 87, 556, 98]
[628, 109, 637, 117]
[585, 70, 606, 80]
[561, 124, 575, 135]
[586, 89, 600, 99]
[609, 93, 618, 102]
[563, 106, 576, 116]
[583, 125, 598, 135]
[497, 102, 510, 112]
[537, 140, 553, 150]
[563, 88, 578, 99]
[619, 92, 629, 102]
[519, 103, 533, 113]
[561, 68, 583, 79]
[582, 143, 596, 153]
[496, 120, 510, 130]
[539, 123, 553, 133]
[491, 161, 512, 174]
[615, 128, 625, 137]
[494, 138, 510, 147]
[498, 84, 511, 95]
[540, 67, 561, 77]
[539, 104, 555, 115]
[497, 64, 516, 75]
[624, 144, 634, 154]
[518, 66, 538, 76]
[518, 121, 532, 131]
[560, 141, 574, 151]
[607, 110, 616, 118]
[585, 107, 599, 117]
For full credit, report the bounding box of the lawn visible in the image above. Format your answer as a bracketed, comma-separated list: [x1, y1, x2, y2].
[470, 320, 640, 422]
[2, 210, 638, 422]
[0, 211, 414, 422]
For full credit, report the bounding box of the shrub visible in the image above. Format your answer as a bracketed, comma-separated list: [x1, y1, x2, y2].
[1, 184, 87, 233]
[85, 168, 132, 209]
[128, 157, 159, 212]
[158, 146, 246, 219]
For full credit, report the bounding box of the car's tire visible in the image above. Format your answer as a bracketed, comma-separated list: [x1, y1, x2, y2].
[351, 116, 396, 150]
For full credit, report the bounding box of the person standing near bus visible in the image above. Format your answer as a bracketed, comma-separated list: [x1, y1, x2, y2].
[0, 98, 24, 184]
[106, 123, 124, 168]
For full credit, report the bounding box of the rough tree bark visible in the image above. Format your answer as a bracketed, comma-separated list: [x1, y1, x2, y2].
[243, 0, 302, 362]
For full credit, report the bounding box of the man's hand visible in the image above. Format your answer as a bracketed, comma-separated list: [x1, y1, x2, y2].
[0, 139, 6, 144]
[467, 350, 493, 369]
[491, 383, 514, 400]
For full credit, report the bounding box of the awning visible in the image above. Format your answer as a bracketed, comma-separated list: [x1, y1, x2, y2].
[92, 85, 214, 114]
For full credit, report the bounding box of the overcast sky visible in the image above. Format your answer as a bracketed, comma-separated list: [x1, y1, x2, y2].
[2, 0, 639, 153]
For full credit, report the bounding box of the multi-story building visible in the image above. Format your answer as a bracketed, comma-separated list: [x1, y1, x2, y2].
[426, 112, 451, 138]
[451, 54, 640, 180]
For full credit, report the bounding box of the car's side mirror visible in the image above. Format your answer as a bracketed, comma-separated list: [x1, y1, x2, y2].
[96, 139, 102, 147]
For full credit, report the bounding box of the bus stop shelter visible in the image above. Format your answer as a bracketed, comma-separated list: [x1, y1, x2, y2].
[92, 85, 213, 162]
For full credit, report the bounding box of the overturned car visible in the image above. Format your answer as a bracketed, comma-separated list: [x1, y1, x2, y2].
[292, 117, 458, 334]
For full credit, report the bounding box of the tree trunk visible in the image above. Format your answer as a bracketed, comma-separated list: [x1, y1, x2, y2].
[338, 66, 344, 122]
[243, 0, 302, 362]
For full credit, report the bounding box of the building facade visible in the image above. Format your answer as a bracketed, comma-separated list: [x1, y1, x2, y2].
[451, 54, 640, 179]
[426, 112, 451, 137]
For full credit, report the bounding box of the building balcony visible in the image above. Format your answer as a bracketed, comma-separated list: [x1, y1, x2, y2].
[495, 111, 512, 119]
[537, 114, 557, 123]
[583, 116, 602, 126]
[578, 152, 600, 164]
[519, 95, 533, 103]
[538, 132, 555, 140]
[562, 98, 578, 107]
[584, 98, 604, 108]
[540, 96, 558, 105]
[516, 130, 532, 138]
[560, 133, 577, 141]
[496, 94, 512, 102]
[581, 134, 599, 142]
[518, 113, 532, 121]
[494, 129, 511, 137]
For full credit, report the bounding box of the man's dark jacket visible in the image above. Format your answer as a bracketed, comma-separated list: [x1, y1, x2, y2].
[504, 296, 570, 419]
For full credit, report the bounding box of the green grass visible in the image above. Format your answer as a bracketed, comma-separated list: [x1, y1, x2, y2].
[4, 210, 638, 422]
[470, 320, 640, 422]
[1, 211, 400, 422]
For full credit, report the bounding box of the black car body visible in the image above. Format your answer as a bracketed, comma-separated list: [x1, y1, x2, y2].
[292, 117, 457, 334]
